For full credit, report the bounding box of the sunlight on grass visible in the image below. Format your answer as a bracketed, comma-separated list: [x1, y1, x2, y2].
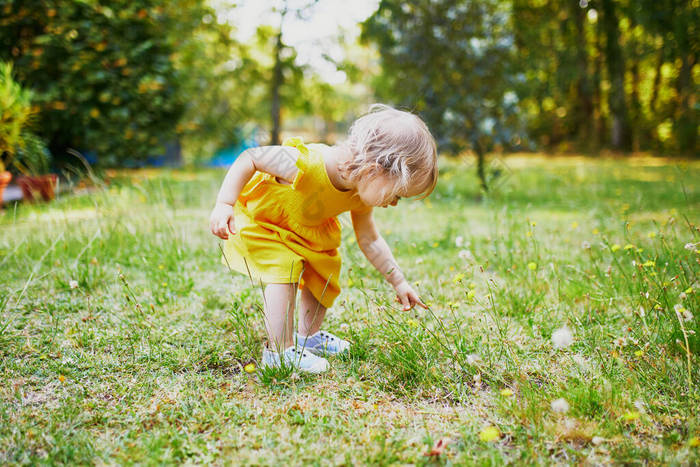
[1, 158, 698, 464]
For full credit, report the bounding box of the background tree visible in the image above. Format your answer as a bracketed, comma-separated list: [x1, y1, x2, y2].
[362, 0, 527, 192]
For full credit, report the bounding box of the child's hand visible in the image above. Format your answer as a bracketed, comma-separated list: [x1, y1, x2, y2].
[393, 280, 427, 311]
[210, 202, 237, 239]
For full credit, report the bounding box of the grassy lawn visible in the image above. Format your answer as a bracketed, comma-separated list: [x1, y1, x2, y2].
[1, 155, 699, 464]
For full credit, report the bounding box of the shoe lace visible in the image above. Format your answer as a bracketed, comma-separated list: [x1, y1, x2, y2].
[319, 331, 334, 341]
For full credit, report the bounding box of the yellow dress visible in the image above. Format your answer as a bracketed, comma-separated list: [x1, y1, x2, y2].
[221, 137, 365, 308]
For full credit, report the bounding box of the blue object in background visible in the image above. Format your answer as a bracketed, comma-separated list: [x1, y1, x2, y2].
[207, 132, 258, 168]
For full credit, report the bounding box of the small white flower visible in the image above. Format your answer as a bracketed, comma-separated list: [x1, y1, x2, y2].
[613, 337, 627, 348]
[674, 303, 693, 321]
[458, 249, 473, 261]
[550, 398, 570, 414]
[552, 326, 574, 349]
[685, 242, 697, 251]
[582, 241, 591, 250]
[415, 258, 424, 264]
[455, 236, 464, 247]
[633, 399, 646, 413]
[680, 292, 687, 300]
[69, 280, 79, 289]
[340, 323, 350, 333]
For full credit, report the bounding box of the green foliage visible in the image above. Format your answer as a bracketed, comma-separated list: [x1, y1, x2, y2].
[0, 0, 227, 165]
[0, 61, 35, 171]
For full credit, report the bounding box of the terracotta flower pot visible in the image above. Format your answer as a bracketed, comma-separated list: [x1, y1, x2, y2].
[0, 171, 12, 205]
[17, 174, 58, 202]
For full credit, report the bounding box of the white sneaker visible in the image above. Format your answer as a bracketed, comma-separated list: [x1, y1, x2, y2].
[294, 330, 350, 356]
[261, 345, 329, 374]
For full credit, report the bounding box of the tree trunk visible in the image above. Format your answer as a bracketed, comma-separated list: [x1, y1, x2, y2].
[593, 18, 606, 148]
[571, 2, 594, 148]
[600, 0, 631, 151]
[475, 140, 488, 193]
[675, 52, 697, 153]
[270, 31, 284, 145]
[649, 42, 664, 113]
[628, 14, 641, 152]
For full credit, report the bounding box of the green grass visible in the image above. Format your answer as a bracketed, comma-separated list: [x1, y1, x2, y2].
[1, 155, 699, 464]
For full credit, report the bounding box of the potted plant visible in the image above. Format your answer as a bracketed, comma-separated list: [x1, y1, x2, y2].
[0, 61, 36, 204]
[15, 133, 57, 202]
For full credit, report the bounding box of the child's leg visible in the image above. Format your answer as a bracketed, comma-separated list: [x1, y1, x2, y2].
[297, 286, 326, 336]
[263, 283, 297, 352]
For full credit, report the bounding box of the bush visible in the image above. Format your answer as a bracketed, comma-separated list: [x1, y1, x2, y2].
[0, 60, 39, 173]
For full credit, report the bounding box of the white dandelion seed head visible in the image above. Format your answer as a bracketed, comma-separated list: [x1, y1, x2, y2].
[69, 280, 79, 289]
[582, 241, 591, 250]
[455, 236, 464, 247]
[682, 310, 694, 322]
[685, 242, 697, 251]
[550, 398, 570, 414]
[552, 326, 574, 349]
[458, 249, 474, 261]
[466, 354, 482, 365]
[415, 257, 424, 264]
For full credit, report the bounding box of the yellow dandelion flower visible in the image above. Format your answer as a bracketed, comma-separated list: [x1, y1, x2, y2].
[636, 248, 644, 253]
[432, 242, 439, 248]
[527, 262, 537, 270]
[526, 231, 533, 237]
[479, 426, 500, 442]
[531, 221, 536, 227]
[623, 411, 640, 421]
[466, 290, 476, 301]
[624, 244, 635, 250]
[244, 363, 256, 373]
[158, 264, 165, 270]
[161, 282, 167, 287]
[634, 350, 643, 357]
[452, 273, 465, 284]
[593, 228, 600, 235]
[347, 278, 354, 287]
[468, 282, 476, 289]
[58, 375, 66, 383]
[648, 232, 656, 238]
[689, 437, 700, 447]
[500, 389, 514, 397]
[642, 260, 655, 267]
[407, 319, 419, 328]
[611, 244, 621, 252]
[571, 222, 579, 229]
[449, 266, 455, 271]
[685, 287, 693, 294]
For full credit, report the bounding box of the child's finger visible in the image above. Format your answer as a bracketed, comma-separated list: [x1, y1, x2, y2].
[399, 294, 411, 310]
[228, 218, 236, 235]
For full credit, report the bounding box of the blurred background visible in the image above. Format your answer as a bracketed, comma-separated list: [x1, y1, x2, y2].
[0, 0, 697, 184]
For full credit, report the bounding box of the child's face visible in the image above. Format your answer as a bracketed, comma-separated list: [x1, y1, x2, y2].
[356, 173, 419, 208]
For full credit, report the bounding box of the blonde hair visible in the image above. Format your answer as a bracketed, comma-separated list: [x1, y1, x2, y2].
[341, 104, 438, 200]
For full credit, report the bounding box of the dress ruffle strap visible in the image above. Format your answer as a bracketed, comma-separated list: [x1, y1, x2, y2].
[282, 136, 310, 190]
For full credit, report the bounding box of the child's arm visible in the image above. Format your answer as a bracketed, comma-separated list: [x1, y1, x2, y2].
[210, 145, 301, 239]
[351, 208, 427, 310]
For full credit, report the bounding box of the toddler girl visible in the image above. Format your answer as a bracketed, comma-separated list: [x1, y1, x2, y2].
[209, 104, 438, 373]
